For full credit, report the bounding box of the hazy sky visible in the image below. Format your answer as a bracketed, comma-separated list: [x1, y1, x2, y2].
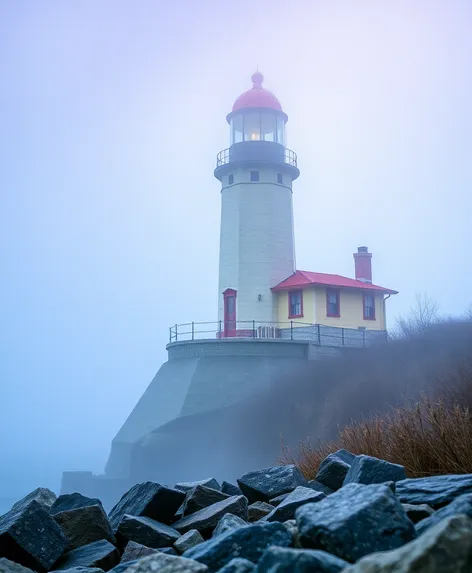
[1, 0, 471, 501]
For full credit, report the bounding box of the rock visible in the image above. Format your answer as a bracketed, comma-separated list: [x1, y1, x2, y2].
[109, 561, 138, 573]
[120, 541, 157, 563]
[415, 493, 472, 535]
[342, 514, 472, 572]
[181, 486, 229, 517]
[306, 481, 334, 496]
[52, 569, 103, 573]
[247, 502, 274, 522]
[11, 489, 57, 513]
[108, 482, 185, 530]
[0, 558, 34, 573]
[212, 514, 247, 538]
[315, 454, 351, 491]
[268, 494, 288, 507]
[217, 558, 254, 572]
[53, 504, 116, 550]
[173, 496, 248, 538]
[51, 494, 104, 515]
[221, 483, 243, 497]
[54, 540, 120, 572]
[173, 530, 204, 554]
[266, 487, 325, 523]
[117, 515, 180, 548]
[332, 449, 356, 464]
[237, 465, 307, 504]
[401, 503, 434, 524]
[396, 474, 472, 508]
[343, 455, 406, 486]
[184, 522, 291, 572]
[114, 552, 208, 572]
[296, 483, 416, 562]
[0, 499, 68, 572]
[157, 548, 178, 555]
[256, 546, 348, 573]
[175, 479, 220, 494]
[282, 520, 301, 548]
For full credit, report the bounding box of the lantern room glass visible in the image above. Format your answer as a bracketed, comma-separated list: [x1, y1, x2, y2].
[230, 110, 285, 145]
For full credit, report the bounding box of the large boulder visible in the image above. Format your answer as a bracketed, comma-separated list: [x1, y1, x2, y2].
[343, 455, 406, 486]
[306, 481, 334, 496]
[343, 514, 472, 572]
[51, 494, 104, 515]
[175, 480, 220, 494]
[296, 483, 416, 562]
[53, 504, 115, 550]
[183, 522, 291, 572]
[415, 493, 472, 535]
[108, 483, 185, 530]
[173, 530, 204, 554]
[0, 559, 34, 573]
[0, 500, 68, 572]
[181, 487, 229, 517]
[211, 514, 247, 538]
[11, 489, 57, 513]
[237, 466, 307, 504]
[112, 552, 208, 572]
[217, 558, 254, 572]
[256, 546, 348, 573]
[247, 502, 274, 523]
[220, 483, 243, 497]
[315, 454, 351, 491]
[54, 540, 120, 572]
[120, 541, 157, 563]
[116, 515, 180, 549]
[396, 474, 472, 508]
[173, 496, 248, 538]
[266, 487, 325, 523]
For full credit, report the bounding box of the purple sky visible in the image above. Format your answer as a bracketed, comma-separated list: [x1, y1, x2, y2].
[1, 0, 471, 500]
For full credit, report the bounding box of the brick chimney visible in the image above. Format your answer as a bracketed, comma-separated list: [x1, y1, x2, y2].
[353, 246, 372, 283]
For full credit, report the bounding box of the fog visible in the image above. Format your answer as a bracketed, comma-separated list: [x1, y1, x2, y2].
[1, 0, 472, 508]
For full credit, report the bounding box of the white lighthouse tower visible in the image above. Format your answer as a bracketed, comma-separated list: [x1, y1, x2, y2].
[214, 72, 300, 335]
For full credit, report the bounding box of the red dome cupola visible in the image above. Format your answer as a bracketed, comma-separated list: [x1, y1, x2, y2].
[231, 71, 284, 113]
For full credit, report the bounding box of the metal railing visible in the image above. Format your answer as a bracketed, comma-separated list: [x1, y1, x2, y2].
[216, 147, 298, 168]
[168, 321, 388, 349]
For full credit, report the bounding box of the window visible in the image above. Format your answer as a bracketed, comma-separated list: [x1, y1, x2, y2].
[228, 174, 234, 185]
[276, 115, 285, 145]
[230, 115, 243, 144]
[261, 111, 276, 142]
[326, 288, 340, 317]
[289, 290, 303, 318]
[243, 112, 261, 141]
[250, 171, 259, 182]
[363, 294, 375, 320]
[277, 173, 283, 184]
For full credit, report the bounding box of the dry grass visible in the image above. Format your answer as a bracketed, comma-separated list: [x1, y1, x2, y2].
[282, 366, 472, 478]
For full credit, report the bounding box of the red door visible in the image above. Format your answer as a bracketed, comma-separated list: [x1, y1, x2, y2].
[223, 289, 237, 337]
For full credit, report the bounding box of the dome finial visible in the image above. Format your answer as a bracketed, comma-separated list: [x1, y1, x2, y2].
[251, 70, 264, 88]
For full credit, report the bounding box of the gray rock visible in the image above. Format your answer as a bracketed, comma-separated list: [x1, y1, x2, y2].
[173, 530, 204, 554]
[120, 541, 157, 563]
[157, 548, 178, 556]
[401, 503, 434, 524]
[306, 481, 334, 496]
[173, 496, 248, 538]
[296, 483, 416, 562]
[0, 558, 34, 573]
[315, 454, 350, 491]
[343, 514, 472, 572]
[248, 502, 274, 522]
[415, 492, 472, 535]
[51, 494, 104, 515]
[266, 487, 325, 523]
[217, 558, 254, 573]
[115, 552, 208, 572]
[221, 483, 243, 497]
[175, 479, 220, 494]
[54, 540, 120, 572]
[184, 522, 291, 572]
[268, 494, 288, 507]
[332, 449, 356, 464]
[343, 455, 406, 486]
[256, 546, 348, 573]
[282, 520, 301, 548]
[108, 482, 185, 530]
[117, 515, 180, 548]
[109, 562, 138, 573]
[212, 514, 247, 538]
[52, 569, 103, 573]
[181, 486, 229, 517]
[396, 474, 472, 508]
[11, 489, 57, 513]
[237, 465, 307, 504]
[54, 504, 116, 550]
[0, 499, 68, 572]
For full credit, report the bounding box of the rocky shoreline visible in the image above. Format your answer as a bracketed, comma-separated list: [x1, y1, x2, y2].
[1, 452, 472, 572]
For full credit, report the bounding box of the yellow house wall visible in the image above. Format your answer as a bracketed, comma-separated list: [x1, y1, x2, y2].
[275, 287, 386, 330]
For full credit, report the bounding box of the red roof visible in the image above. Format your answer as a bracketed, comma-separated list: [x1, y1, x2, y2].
[232, 72, 283, 113]
[272, 270, 398, 294]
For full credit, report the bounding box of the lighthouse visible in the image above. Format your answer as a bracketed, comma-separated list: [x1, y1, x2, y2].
[215, 72, 300, 333]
